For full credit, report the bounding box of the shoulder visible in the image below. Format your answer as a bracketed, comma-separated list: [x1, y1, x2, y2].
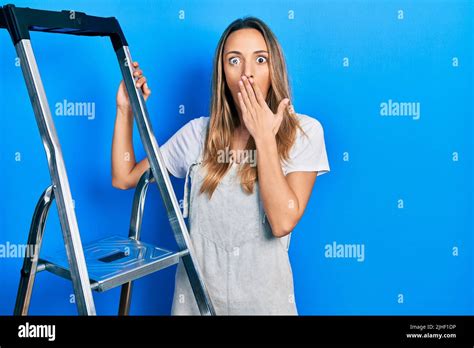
[294, 112, 324, 137]
[292, 112, 325, 147]
[160, 116, 210, 178]
[189, 115, 210, 129]
[281, 112, 330, 175]
[182, 116, 210, 138]
[172, 116, 209, 151]
[189, 116, 209, 152]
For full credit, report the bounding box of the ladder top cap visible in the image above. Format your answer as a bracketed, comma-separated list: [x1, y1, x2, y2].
[0, 4, 127, 50]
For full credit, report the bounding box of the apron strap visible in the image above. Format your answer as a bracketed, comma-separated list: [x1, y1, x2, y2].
[182, 160, 202, 218]
[259, 194, 267, 224]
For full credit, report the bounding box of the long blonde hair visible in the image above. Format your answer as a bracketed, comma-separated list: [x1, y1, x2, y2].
[200, 16, 304, 198]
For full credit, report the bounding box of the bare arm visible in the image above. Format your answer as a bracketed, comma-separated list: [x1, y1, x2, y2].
[237, 75, 318, 238]
[255, 134, 317, 238]
[111, 61, 151, 190]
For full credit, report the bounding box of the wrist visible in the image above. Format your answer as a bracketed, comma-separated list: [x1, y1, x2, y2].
[254, 132, 276, 148]
[117, 105, 132, 117]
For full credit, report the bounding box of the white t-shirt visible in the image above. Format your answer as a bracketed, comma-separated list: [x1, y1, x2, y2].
[160, 113, 330, 179]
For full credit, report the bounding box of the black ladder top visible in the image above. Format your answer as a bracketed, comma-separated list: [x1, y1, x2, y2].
[0, 4, 128, 50]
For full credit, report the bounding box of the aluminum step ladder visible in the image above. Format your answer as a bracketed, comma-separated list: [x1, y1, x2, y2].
[0, 4, 215, 316]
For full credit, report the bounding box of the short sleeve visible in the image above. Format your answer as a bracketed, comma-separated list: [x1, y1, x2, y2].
[282, 114, 330, 176]
[159, 116, 209, 178]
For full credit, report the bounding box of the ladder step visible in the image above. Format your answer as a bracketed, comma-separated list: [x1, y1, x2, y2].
[39, 235, 187, 292]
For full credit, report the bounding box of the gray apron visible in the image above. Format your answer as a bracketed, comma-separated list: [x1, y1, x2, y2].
[171, 155, 297, 315]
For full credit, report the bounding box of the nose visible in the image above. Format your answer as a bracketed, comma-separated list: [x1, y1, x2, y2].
[243, 64, 254, 80]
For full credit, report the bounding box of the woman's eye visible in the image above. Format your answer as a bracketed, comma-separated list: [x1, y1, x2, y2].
[229, 56, 267, 65]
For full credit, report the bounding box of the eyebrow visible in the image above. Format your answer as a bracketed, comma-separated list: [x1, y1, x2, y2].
[225, 50, 269, 56]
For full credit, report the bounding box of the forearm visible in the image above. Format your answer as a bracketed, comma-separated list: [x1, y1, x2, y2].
[111, 107, 137, 186]
[255, 134, 299, 237]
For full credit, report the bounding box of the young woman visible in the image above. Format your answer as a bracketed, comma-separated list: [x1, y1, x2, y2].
[112, 17, 330, 315]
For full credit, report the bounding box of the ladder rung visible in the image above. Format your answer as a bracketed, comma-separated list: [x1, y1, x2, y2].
[39, 235, 188, 292]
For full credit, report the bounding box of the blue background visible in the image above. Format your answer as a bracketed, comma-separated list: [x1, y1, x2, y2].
[0, 0, 472, 315]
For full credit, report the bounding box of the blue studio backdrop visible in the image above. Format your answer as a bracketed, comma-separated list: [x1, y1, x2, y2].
[0, 0, 472, 315]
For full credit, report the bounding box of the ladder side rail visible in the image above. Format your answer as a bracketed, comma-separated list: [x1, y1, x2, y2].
[14, 186, 54, 315]
[115, 45, 216, 315]
[118, 169, 153, 315]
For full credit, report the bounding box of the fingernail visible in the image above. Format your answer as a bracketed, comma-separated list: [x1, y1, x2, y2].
[242, 75, 247, 80]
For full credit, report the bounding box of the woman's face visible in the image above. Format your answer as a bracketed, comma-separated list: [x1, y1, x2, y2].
[223, 28, 271, 112]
